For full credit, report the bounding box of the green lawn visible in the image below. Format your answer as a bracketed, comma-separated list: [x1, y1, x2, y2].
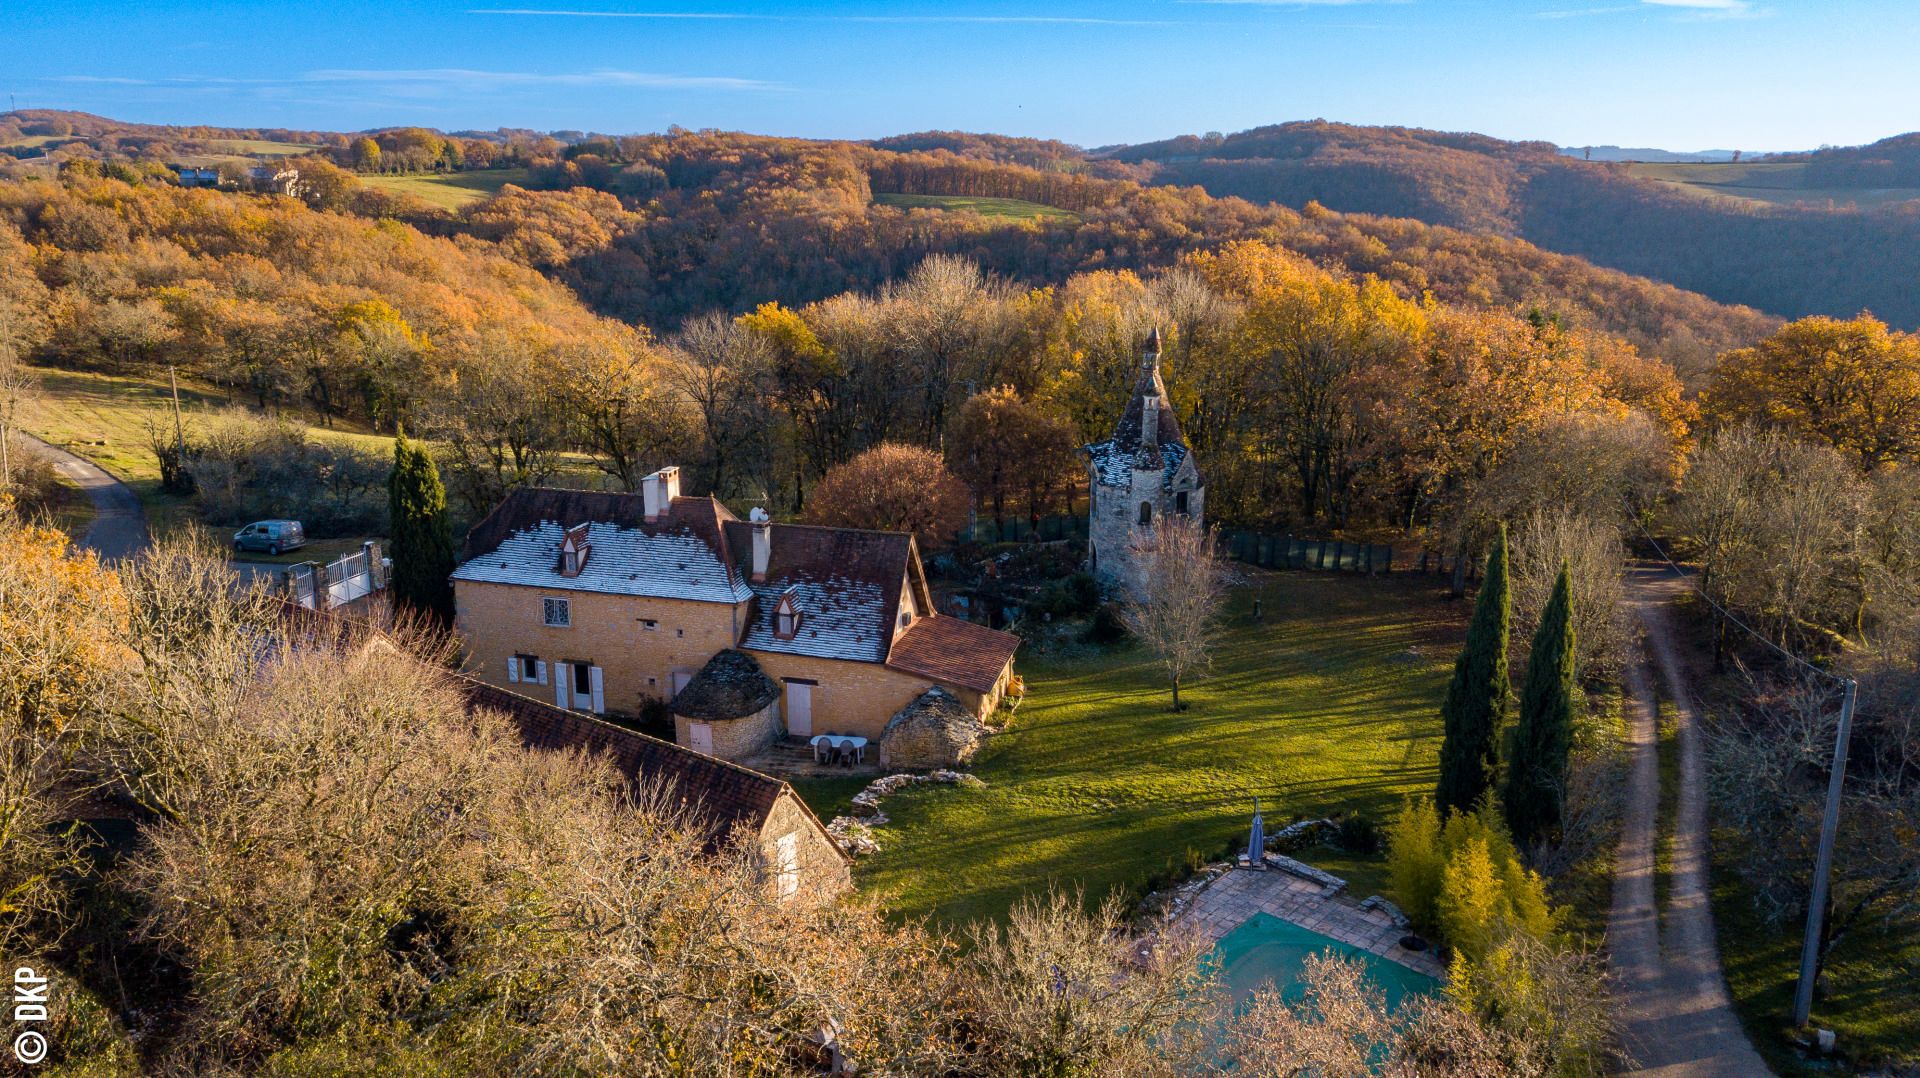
[797, 571, 1463, 929]
[1715, 834, 1920, 1074]
[873, 192, 1078, 223]
[361, 168, 533, 210]
[1623, 161, 1920, 210]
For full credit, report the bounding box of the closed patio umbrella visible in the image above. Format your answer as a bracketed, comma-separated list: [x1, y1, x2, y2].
[1246, 796, 1266, 870]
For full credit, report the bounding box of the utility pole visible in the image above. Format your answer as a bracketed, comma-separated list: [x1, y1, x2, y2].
[1793, 677, 1859, 1028]
[168, 365, 186, 459]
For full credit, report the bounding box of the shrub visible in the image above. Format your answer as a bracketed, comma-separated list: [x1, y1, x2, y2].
[180, 412, 389, 536]
[1333, 812, 1380, 854]
[1083, 603, 1130, 645]
[1389, 799, 1553, 958]
[1387, 798, 1445, 928]
[1029, 571, 1101, 620]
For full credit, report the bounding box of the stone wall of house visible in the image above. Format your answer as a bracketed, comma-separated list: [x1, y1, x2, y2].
[453, 580, 749, 717]
[674, 706, 777, 761]
[755, 793, 851, 900]
[746, 650, 943, 741]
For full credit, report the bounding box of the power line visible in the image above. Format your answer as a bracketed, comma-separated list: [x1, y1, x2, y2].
[1627, 507, 1846, 686]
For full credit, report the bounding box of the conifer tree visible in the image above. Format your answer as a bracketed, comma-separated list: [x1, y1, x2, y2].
[1436, 525, 1510, 819]
[388, 433, 456, 623]
[1504, 562, 1579, 845]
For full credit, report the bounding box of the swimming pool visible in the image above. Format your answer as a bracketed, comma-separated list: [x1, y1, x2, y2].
[1208, 912, 1438, 1009]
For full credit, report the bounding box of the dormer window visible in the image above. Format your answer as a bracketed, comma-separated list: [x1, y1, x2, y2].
[773, 591, 802, 640]
[557, 524, 591, 578]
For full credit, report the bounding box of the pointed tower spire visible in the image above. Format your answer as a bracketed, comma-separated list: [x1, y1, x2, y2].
[1142, 326, 1162, 375]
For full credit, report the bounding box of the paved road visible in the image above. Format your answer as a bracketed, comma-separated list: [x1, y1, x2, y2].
[1610, 565, 1771, 1077]
[29, 435, 149, 561]
[28, 435, 282, 588]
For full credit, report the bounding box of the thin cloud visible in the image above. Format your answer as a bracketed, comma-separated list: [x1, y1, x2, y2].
[40, 67, 781, 96]
[468, 8, 1175, 24]
[306, 68, 776, 91]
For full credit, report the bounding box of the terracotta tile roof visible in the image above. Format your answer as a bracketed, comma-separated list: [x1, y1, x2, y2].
[454, 675, 840, 859]
[724, 521, 914, 664]
[885, 616, 1020, 693]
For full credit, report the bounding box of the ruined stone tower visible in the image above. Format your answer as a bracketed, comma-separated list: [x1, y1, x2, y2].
[1084, 328, 1204, 598]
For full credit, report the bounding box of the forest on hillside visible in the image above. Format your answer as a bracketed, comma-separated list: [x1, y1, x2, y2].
[1077, 122, 1920, 328]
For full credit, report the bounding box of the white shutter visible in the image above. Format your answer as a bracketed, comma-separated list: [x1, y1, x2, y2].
[535, 660, 548, 686]
[554, 663, 571, 709]
[589, 666, 605, 714]
[506, 655, 519, 683]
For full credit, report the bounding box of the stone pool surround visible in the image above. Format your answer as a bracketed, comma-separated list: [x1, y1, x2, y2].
[1180, 865, 1447, 981]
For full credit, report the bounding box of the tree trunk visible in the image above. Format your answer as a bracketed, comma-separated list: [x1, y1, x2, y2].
[1171, 675, 1183, 712]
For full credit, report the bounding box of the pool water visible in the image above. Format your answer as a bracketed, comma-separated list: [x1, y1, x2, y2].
[1208, 912, 1438, 1010]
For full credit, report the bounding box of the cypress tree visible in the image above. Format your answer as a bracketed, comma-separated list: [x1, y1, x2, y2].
[1504, 562, 1579, 846]
[387, 432, 456, 623]
[1436, 524, 1510, 819]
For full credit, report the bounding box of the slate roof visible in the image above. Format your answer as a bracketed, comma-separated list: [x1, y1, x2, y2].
[672, 649, 781, 720]
[883, 685, 979, 733]
[724, 521, 917, 664]
[885, 616, 1020, 693]
[453, 489, 753, 605]
[1085, 344, 1196, 491]
[456, 675, 841, 858]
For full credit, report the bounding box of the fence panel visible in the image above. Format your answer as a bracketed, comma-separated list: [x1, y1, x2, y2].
[1220, 531, 1396, 576]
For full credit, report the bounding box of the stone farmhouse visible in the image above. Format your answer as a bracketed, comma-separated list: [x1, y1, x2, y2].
[1085, 329, 1206, 596]
[451, 474, 1020, 765]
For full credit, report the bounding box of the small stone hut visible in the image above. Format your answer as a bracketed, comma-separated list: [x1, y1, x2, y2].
[879, 686, 991, 769]
[671, 649, 782, 760]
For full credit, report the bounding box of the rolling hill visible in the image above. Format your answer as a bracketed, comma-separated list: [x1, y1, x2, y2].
[1081, 121, 1920, 328]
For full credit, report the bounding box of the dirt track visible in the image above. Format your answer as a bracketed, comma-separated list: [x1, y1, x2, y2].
[1609, 565, 1771, 1076]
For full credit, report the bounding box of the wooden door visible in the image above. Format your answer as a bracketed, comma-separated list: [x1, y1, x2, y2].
[784, 680, 814, 737]
[689, 722, 713, 755]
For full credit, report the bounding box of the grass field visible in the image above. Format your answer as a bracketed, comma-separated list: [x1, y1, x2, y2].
[873, 192, 1078, 223]
[796, 571, 1464, 929]
[1624, 161, 1920, 210]
[361, 168, 533, 210]
[1715, 835, 1920, 1074]
[202, 138, 316, 156]
[17, 367, 395, 537]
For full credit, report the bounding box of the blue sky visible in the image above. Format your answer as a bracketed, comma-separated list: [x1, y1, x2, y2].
[5, 1, 1915, 151]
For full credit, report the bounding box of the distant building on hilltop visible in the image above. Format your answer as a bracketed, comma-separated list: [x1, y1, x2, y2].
[1083, 329, 1205, 597]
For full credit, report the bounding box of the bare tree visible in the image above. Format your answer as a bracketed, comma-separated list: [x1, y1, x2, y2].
[0, 346, 36, 492]
[1121, 517, 1226, 711]
[1510, 506, 1631, 680]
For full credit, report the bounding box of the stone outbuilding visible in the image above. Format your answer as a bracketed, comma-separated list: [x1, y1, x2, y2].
[878, 686, 991, 769]
[671, 649, 783, 761]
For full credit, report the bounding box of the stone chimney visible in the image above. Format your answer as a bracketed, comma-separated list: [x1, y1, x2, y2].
[1141, 395, 1160, 449]
[749, 506, 771, 582]
[641, 465, 681, 522]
